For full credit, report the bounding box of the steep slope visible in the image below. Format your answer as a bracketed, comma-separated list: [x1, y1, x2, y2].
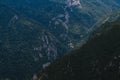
[35, 16, 120, 80]
[0, 0, 120, 49]
[0, 4, 66, 80]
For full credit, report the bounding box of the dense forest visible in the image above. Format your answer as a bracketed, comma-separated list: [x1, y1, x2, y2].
[36, 17, 120, 80]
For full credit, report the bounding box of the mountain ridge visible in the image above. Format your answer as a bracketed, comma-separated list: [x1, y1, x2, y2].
[1, 0, 120, 49]
[35, 15, 120, 80]
[0, 4, 67, 80]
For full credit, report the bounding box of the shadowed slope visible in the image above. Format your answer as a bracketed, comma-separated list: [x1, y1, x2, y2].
[36, 17, 120, 80]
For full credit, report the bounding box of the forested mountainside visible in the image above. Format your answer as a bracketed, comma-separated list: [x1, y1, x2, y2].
[36, 16, 120, 80]
[1, 0, 120, 49]
[0, 4, 67, 80]
[0, 0, 120, 80]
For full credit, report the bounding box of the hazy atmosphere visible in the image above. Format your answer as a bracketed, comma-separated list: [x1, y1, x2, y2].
[0, 0, 120, 80]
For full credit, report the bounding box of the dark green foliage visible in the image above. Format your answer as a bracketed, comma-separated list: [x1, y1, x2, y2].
[1, 0, 120, 49]
[37, 18, 120, 80]
[0, 4, 67, 80]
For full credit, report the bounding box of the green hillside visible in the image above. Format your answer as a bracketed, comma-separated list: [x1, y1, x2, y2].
[36, 15, 120, 80]
[0, 4, 67, 80]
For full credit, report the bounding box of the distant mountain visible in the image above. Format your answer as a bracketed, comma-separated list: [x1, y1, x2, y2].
[0, 4, 67, 80]
[0, 0, 120, 80]
[0, 0, 120, 49]
[35, 15, 120, 80]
